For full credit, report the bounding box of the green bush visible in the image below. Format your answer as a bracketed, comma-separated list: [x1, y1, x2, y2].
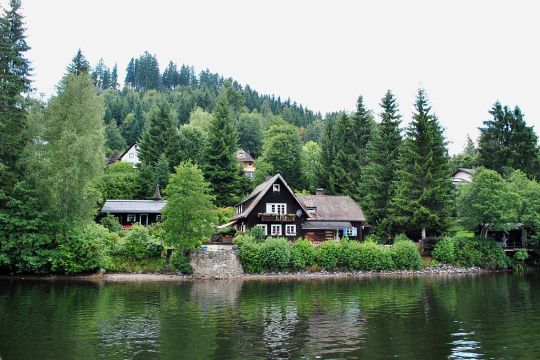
[145, 241, 163, 258]
[453, 237, 510, 269]
[52, 223, 113, 273]
[393, 233, 410, 243]
[432, 237, 455, 264]
[236, 238, 264, 273]
[123, 225, 151, 260]
[262, 237, 291, 272]
[100, 214, 122, 233]
[515, 248, 529, 262]
[355, 241, 395, 271]
[317, 241, 341, 270]
[169, 250, 192, 274]
[338, 238, 360, 270]
[391, 239, 423, 270]
[290, 238, 316, 270]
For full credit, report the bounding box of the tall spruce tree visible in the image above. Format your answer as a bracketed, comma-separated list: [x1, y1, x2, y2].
[138, 101, 178, 166]
[389, 89, 452, 239]
[202, 95, 243, 206]
[0, 0, 31, 183]
[478, 102, 540, 178]
[110, 63, 118, 89]
[348, 96, 375, 199]
[125, 58, 136, 87]
[360, 91, 402, 234]
[66, 49, 90, 76]
[318, 115, 338, 193]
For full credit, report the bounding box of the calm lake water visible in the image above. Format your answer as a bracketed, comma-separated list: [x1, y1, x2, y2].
[1, 273, 540, 359]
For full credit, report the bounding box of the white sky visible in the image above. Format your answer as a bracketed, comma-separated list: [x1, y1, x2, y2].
[5, 0, 540, 154]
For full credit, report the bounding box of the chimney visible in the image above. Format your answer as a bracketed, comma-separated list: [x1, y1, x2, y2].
[153, 185, 162, 200]
[316, 188, 324, 195]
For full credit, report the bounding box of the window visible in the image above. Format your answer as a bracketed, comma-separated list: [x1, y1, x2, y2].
[127, 214, 136, 223]
[156, 215, 163, 222]
[129, 153, 134, 158]
[266, 203, 287, 215]
[347, 227, 358, 237]
[241, 224, 247, 232]
[256, 224, 268, 236]
[273, 184, 280, 192]
[285, 224, 296, 236]
[237, 204, 243, 214]
[307, 207, 316, 215]
[271, 224, 282, 236]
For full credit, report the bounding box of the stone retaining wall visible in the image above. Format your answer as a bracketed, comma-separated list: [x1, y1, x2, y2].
[190, 251, 244, 279]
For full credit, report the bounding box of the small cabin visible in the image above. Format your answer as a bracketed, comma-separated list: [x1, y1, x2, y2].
[100, 199, 166, 228]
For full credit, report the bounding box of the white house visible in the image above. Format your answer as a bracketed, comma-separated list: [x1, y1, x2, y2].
[120, 144, 140, 167]
[451, 168, 475, 185]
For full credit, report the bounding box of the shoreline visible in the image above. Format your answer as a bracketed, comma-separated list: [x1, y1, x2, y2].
[0, 265, 497, 283]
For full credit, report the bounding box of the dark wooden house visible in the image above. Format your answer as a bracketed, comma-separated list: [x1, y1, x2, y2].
[228, 174, 368, 243]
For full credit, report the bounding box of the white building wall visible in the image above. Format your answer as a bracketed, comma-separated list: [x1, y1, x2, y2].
[120, 144, 140, 167]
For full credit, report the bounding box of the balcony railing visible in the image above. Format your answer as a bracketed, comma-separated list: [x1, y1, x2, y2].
[259, 213, 296, 222]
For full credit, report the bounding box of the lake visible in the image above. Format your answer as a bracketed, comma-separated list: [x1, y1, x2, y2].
[1, 273, 540, 359]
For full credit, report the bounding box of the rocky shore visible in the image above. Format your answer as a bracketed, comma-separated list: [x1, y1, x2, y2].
[0, 264, 492, 282]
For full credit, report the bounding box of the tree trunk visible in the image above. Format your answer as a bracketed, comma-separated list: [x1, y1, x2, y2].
[421, 227, 426, 240]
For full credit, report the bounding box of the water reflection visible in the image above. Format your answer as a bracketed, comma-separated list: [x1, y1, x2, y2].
[1, 273, 540, 359]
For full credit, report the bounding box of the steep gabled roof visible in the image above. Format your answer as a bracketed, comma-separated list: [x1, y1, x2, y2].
[451, 168, 476, 176]
[235, 149, 255, 162]
[232, 174, 308, 220]
[298, 195, 366, 222]
[119, 143, 138, 160]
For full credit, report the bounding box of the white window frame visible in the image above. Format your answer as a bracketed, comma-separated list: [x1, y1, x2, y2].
[347, 227, 357, 237]
[241, 224, 247, 232]
[285, 224, 296, 236]
[256, 224, 268, 236]
[127, 214, 136, 223]
[270, 224, 282, 236]
[266, 203, 287, 215]
[129, 153, 134, 158]
[273, 184, 280, 192]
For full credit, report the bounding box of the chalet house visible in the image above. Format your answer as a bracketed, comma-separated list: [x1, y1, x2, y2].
[451, 168, 476, 185]
[228, 174, 367, 242]
[119, 143, 140, 167]
[100, 187, 164, 228]
[235, 149, 256, 178]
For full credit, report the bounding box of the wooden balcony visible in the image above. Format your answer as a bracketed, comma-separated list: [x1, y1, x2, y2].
[259, 213, 296, 222]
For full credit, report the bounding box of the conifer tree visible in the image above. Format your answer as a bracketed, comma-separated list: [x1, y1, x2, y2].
[105, 121, 126, 151]
[478, 102, 540, 177]
[449, 135, 477, 170]
[66, 49, 90, 76]
[138, 101, 178, 166]
[125, 58, 136, 87]
[154, 153, 170, 190]
[202, 95, 243, 206]
[360, 91, 402, 234]
[110, 63, 118, 89]
[0, 0, 31, 183]
[318, 115, 338, 193]
[349, 96, 375, 192]
[389, 89, 452, 239]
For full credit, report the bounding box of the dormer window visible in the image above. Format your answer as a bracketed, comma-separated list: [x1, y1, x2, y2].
[307, 207, 316, 215]
[273, 184, 280, 192]
[238, 151, 244, 158]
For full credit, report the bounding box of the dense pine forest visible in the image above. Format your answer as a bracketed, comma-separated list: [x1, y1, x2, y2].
[2, 0, 540, 274]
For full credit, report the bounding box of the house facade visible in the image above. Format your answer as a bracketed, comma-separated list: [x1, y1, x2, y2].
[235, 149, 256, 178]
[120, 143, 140, 167]
[451, 168, 475, 185]
[229, 174, 368, 242]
